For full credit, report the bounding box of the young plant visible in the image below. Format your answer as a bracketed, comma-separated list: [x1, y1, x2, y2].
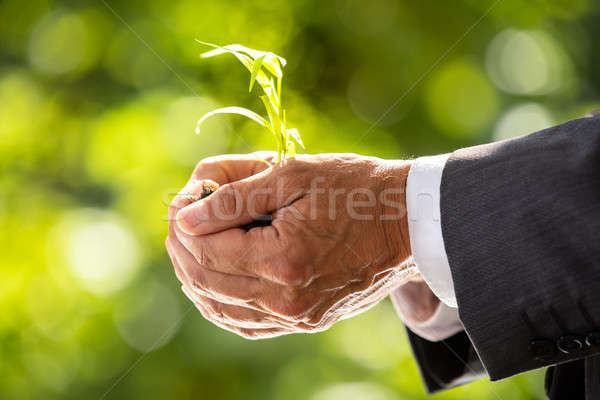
[195, 41, 304, 163]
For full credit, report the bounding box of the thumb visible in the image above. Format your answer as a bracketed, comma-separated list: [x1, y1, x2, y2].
[176, 167, 301, 235]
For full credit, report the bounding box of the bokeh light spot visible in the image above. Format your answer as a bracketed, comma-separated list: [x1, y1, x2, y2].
[485, 29, 573, 96]
[0, 71, 42, 139]
[425, 59, 498, 138]
[162, 96, 231, 166]
[26, 273, 81, 341]
[53, 209, 142, 295]
[87, 93, 171, 182]
[325, 302, 409, 370]
[104, 27, 169, 88]
[113, 280, 182, 352]
[493, 102, 555, 141]
[28, 10, 89, 76]
[312, 382, 397, 400]
[23, 350, 75, 392]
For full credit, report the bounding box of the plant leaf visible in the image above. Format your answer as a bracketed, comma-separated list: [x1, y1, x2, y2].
[197, 41, 274, 91]
[261, 81, 279, 110]
[197, 41, 265, 62]
[262, 53, 285, 78]
[287, 141, 296, 158]
[223, 45, 286, 69]
[196, 40, 286, 76]
[249, 55, 265, 92]
[196, 107, 268, 135]
[220, 44, 266, 60]
[259, 95, 280, 132]
[196, 40, 301, 158]
[285, 128, 304, 148]
[197, 41, 254, 71]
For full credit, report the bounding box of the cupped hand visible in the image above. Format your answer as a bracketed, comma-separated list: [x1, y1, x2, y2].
[166, 153, 418, 339]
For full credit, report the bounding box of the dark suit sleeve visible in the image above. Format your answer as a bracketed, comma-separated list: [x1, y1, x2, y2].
[404, 114, 600, 393]
[406, 329, 486, 393]
[437, 114, 600, 382]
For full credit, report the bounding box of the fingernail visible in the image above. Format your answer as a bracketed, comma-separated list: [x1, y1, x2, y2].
[176, 202, 208, 234]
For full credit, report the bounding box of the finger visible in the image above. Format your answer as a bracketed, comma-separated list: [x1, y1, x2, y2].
[167, 234, 263, 304]
[167, 180, 207, 280]
[174, 222, 308, 286]
[191, 152, 276, 184]
[168, 234, 317, 330]
[166, 237, 188, 284]
[170, 228, 312, 315]
[168, 179, 216, 226]
[193, 301, 293, 340]
[182, 285, 309, 330]
[182, 287, 289, 329]
[176, 162, 306, 235]
[168, 153, 276, 222]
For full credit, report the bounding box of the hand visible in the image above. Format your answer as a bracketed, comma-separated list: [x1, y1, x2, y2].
[166, 153, 418, 339]
[392, 281, 441, 323]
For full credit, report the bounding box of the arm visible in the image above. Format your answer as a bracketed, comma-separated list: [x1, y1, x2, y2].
[443, 114, 600, 380]
[397, 114, 600, 392]
[164, 114, 600, 392]
[166, 151, 485, 392]
[390, 152, 486, 393]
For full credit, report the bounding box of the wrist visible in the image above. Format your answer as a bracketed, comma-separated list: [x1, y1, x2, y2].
[376, 158, 413, 267]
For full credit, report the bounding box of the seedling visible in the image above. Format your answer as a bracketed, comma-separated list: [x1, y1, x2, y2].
[195, 41, 304, 163]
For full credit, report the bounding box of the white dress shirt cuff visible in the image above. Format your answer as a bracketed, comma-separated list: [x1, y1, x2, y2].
[406, 154, 457, 308]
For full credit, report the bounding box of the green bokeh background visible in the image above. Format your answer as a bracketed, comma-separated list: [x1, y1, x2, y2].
[1, 0, 599, 399]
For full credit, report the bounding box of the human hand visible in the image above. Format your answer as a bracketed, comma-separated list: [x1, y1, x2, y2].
[166, 153, 418, 339]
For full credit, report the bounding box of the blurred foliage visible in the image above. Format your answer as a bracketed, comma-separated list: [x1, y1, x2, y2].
[1, 0, 599, 399]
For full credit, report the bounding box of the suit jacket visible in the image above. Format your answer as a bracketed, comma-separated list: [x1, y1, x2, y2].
[407, 114, 600, 400]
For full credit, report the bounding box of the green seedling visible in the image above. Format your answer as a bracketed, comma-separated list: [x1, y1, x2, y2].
[196, 41, 304, 163]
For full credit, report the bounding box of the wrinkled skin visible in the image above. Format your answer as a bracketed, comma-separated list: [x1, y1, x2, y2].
[166, 152, 418, 339]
